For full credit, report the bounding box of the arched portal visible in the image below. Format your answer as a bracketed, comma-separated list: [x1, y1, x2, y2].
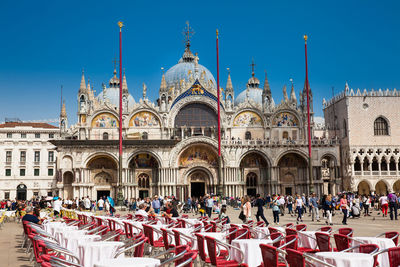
[16, 184, 27, 200]
[278, 153, 308, 195]
[240, 152, 269, 196]
[63, 171, 74, 199]
[129, 153, 159, 198]
[375, 180, 388, 195]
[320, 154, 338, 195]
[188, 169, 211, 198]
[178, 144, 218, 199]
[87, 155, 118, 200]
[357, 180, 371, 195]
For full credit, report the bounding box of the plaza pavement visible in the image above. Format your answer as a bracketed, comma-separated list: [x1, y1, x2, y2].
[2, 206, 399, 266]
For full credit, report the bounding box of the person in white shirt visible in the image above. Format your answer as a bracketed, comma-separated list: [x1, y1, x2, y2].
[53, 198, 62, 217]
[84, 196, 91, 210]
[98, 198, 104, 211]
[135, 203, 149, 218]
[379, 195, 389, 217]
[296, 195, 304, 222]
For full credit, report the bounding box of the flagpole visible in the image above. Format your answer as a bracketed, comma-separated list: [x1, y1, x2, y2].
[216, 29, 223, 196]
[304, 34, 314, 193]
[117, 21, 124, 206]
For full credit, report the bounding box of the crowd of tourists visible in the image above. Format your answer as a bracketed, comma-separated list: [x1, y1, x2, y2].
[3, 190, 400, 227]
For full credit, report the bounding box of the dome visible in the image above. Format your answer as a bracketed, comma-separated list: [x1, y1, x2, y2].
[97, 87, 135, 109]
[235, 88, 263, 105]
[164, 49, 216, 89]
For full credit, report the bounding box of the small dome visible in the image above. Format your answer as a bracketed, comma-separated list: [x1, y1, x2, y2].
[97, 87, 135, 109]
[247, 76, 260, 87]
[235, 88, 263, 105]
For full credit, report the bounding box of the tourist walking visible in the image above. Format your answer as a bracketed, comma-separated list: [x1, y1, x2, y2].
[152, 196, 160, 214]
[362, 195, 370, 216]
[255, 194, 269, 226]
[206, 195, 214, 217]
[310, 193, 320, 222]
[323, 194, 333, 225]
[243, 196, 252, 222]
[296, 194, 304, 222]
[379, 194, 389, 217]
[388, 192, 398, 220]
[272, 194, 280, 224]
[340, 194, 348, 225]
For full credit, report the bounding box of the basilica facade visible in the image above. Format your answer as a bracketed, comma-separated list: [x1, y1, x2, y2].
[53, 39, 341, 201]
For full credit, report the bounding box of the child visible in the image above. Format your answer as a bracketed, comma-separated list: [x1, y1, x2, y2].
[219, 205, 230, 223]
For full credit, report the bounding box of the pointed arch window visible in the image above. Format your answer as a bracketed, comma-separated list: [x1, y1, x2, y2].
[245, 131, 252, 140]
[103, 132, 109, 140]
[374, 117, 389, 135]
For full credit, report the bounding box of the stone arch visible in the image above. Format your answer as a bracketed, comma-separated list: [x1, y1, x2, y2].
[169, 137, 227, 167]
[274, 149, 309, 166]
[178, 143, 218, 169]
[84, 152, 119, 168]
[374, 116, 390, 136]
[277, 152, 308, 195]
[127, 151, 162, 169]
[393, 180, 400, 193]
[375, 180, 389, 195]
[389, 156, 397, 171]
[184, 166, 215, 197]
[271, 110, 302, 128]
[86, 154, 118, 185]
[354, 156, 361, 171]
[357, 180, 372, 195]
[238, 150, 272, 167]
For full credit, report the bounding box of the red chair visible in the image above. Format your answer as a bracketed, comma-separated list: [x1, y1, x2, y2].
[176, 251, 198, 267]
[227, 227, 239, 244]
[338, 227, 353, 237]
[283, 234, 318, 253]
[285, 248, 306, 267]
[296, 224, 307, 231]
[285, 223, 294, 228]
[285, 228, 297, 236]
[359, 244, 379, 267]
[268, 227, 280, 234]
[315, 232, 336, 252]
[177, 218, 187, 228]
[143, 224, 164, 254]
[205, 236, 246, 267]
[333, 234, 350, 251]
[376, 231, 399, 246]
[373, 247, 400, 267]
[195, 233, 226, 265]
[319, 226, 333, 233]
[259, 244, 287, 267]
[235, 228, 250, 240]
[181, 214, 189, 219]
[161, 228, 175, 250]
[256, 221, 266, 227]
[270, 232, 284, 248]
[123, 221, 135, 239]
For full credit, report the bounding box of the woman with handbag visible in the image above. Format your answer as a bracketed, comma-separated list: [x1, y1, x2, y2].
[243, 196, 252, 222]
[340, 194, 348, 225]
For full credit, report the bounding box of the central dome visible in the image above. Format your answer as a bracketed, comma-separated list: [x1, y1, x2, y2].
[164, 48, 216, 89]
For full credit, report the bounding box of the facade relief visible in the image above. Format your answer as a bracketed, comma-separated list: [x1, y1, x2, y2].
[91, 113, 118, 128]
[233, 111, 263, 127]
[272, 112, 299, 127]
[129, 111, 160, 127]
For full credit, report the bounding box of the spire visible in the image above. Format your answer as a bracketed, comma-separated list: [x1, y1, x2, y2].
[181, 22, 195, 62]
[283, 85, 289, 102]
[160, 67, 167, 91]
[79, 70, 86, 92]
[263, 70, 271, 95]
[290, 78, 297, 103]
[122, 70, 128, 92]
[60, 101, 67, 118]
[226, 69, 233, 91]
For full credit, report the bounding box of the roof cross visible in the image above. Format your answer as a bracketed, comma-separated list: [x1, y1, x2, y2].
[250, 58, 256, 77]
[183, 21, 194, 48]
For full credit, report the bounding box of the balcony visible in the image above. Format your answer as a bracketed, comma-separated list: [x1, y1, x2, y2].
[33, 161, 40, 166]
[19, 161, 26, 166]
[221, 138, 339, 147]
[4, 161, 12, 166]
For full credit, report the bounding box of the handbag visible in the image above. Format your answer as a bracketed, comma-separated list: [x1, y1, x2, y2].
[239, 211, 246, 221]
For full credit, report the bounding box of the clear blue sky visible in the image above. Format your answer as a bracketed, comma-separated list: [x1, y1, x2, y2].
[1, 0, 399, 124]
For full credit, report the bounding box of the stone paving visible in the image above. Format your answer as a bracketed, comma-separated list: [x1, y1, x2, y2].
[2, 206, 399, 266]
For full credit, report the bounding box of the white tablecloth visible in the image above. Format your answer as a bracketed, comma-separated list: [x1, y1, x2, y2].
[231, 239, 272, 267]
[314, 252, 374, 267]
[352, 237, 395, 267]
[298, 231, 318, 249]
[78, 241, 124, 267]
[94, 257, 160, 267]
[182, 218, 201, 226]
[55, 229, 88, 247]
[65, 234, 101, 257]
[197, 232, 226, 256]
